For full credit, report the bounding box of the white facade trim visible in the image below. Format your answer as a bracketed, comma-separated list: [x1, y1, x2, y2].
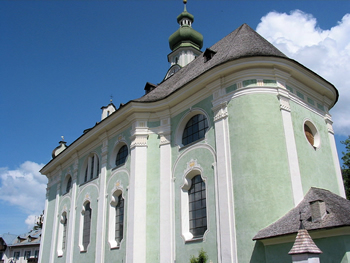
[180, 160, 208, 242]
[126, 122, 148, 263]
[212, 98, 238, 263]
[278, 88, 304, 205]
[325, 114, 346, 198]
[108, 185, 125, 249]
[38, 188, 50, 263]
[66, 167, 78, 263]
[49, 182, 61, 263]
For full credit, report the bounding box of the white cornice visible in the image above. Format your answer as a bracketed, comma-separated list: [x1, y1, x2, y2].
[41, 56, 337, 175]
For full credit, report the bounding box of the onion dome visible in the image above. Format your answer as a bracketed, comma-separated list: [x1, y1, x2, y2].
[168, 3, 203, 51]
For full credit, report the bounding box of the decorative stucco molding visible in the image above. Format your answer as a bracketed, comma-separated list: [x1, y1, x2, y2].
[159, 133, 171, 146]
[278, 89, 291, 112]
[213, 102, 228, 122]
[324, 114, 334, 134]
[131, 134, 148, 148]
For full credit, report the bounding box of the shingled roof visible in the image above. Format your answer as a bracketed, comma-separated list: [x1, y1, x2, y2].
[253, 187, 350, 240]
[133, 23, 287, 103]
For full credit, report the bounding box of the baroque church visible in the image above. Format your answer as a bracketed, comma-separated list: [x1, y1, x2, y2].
[39, 2, 350, 263]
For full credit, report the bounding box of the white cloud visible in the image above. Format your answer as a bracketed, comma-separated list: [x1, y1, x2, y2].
[257, 10, 350, 135]
[0, 161, 47, 229]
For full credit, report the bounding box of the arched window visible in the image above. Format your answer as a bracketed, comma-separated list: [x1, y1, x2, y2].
[115, 145, 128, 167]
[66, 176, 72, 193]
[82, 202, 91, 251]
[182, 114, 208, 146]
[84, 153, 100, 183]
[304, 124, 314, 146]
[108, 190, 125, 249]
[304, 120, 320, 149]
[62, 214, 67, 250]
[115, 195, 124, 244]
[57, 211, 68, 257]
[188, 175, 207, 238]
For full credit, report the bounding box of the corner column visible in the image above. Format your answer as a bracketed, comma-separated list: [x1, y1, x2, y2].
[212, 90, 238, 263]
[126, 120, 148, 263]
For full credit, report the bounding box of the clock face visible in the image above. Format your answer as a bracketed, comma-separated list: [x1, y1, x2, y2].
[165, 64, 181, 80]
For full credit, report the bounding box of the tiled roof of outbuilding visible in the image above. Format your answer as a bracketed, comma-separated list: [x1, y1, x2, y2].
[134, 23, 287, 103]
[253, 187, 350, 240]
[0, 233, 17, 245]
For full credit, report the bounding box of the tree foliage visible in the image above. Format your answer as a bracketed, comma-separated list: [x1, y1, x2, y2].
[190, 249, 208, 263]
[341, 136, 350, 199]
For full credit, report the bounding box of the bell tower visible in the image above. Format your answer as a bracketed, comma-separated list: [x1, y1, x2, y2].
[167, 0, 203, 68]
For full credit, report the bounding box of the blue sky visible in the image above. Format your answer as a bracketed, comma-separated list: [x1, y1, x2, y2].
[1, 0, 349, 235]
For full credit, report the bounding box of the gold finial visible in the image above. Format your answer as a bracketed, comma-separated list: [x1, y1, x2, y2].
[183, 0, 187, 4]
[61, 136, 64, 141]
[110, 94, 113, 103]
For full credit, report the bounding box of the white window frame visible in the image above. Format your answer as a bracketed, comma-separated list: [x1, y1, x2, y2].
[57, 210, 68, 257]
[108, 186, 125, 249]
[79, 200, 92, 252]
[180, 160, 208, 242]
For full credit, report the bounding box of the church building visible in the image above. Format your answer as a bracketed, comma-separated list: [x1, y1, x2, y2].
[39, 2, 350, 263]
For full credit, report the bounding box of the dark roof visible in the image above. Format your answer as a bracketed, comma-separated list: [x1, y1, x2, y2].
[253, 187, 350, 240]
[134, 23, 287, 103]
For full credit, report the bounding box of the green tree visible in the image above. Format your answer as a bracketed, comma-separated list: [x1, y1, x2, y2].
[190, 249, 208, 263]
[341, 136, 350, 199]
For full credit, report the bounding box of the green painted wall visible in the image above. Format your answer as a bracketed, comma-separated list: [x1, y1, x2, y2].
[290, 101, 339, 195]
[227, 93, 294, 262]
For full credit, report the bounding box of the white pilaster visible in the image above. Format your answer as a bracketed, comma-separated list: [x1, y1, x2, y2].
[212, 96, 238, 263]
[159, 118, 174, 263]
[49, 180, 61, 263]
[38, 187, 50, 263]
[325, 114, 346, 198]
[278, 88, 304, 205]
[66, 160, 78, 263]
[95, 136, 109, 263]
[126, 121, 148, 263]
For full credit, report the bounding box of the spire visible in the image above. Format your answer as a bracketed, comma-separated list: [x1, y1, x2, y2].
[167, 0, 203, 69]
[289, 217, 322, 256]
